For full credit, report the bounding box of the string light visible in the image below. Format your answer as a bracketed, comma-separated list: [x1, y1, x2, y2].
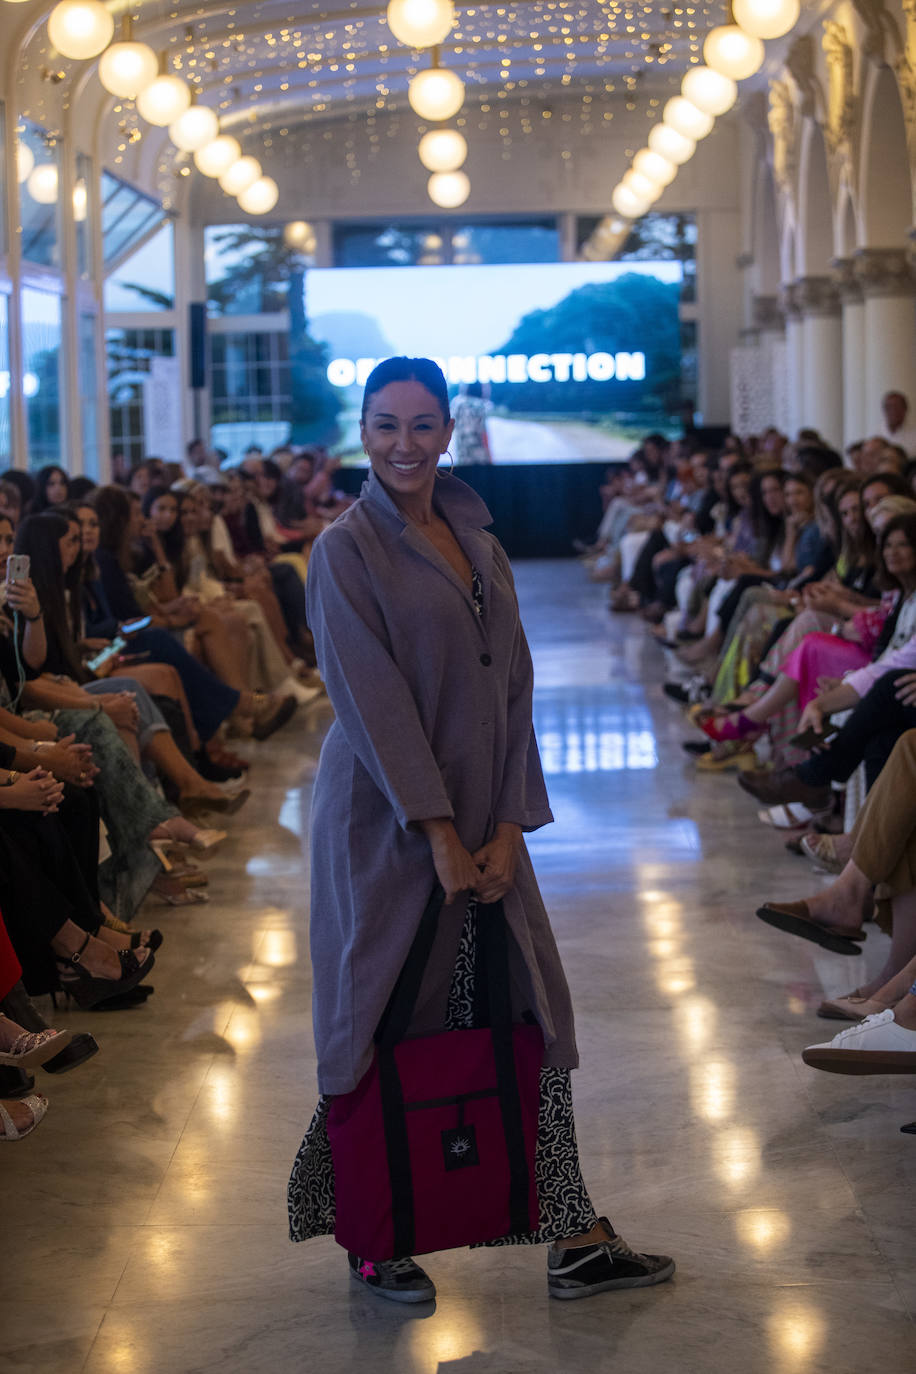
[193, 135, 241, 177]
[408, 66, 465, 121]
[238, 175, 279, 214]
[703, 24, 765, 82]
[137, 71, 192, 127]
[648, 123, 696, 165]
[418, 128, 467, 172]
[681, 65, 738, 116]
[219, 155, 263, 195]
[169, 104, 220, 153]
[427, 169, 470, 207]
[47, 0, 113, 61]
[386, 0, 455, 49]
[732, 0, 800, 40]
[663, 96, 714, 142]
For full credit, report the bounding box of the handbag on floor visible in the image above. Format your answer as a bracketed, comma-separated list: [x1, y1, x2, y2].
[327, 886, 543, 1260]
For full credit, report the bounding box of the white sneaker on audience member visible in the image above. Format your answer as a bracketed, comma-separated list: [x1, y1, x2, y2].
[802, 1010, 916, 1074]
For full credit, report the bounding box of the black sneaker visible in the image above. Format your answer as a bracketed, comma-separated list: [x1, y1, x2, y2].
[663, 682, 690, 704]
[347, 1252, 436, 1304]
[547, 1218, 675, 1300]
[682, 740, 711, 756]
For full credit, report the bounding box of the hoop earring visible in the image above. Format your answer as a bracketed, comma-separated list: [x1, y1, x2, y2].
[437, 450, 455, 476]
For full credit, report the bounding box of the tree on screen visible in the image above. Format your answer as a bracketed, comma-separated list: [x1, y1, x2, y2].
[487, 272, 682, 418]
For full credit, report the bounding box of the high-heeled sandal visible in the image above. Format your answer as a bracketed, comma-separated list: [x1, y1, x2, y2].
[0, 1021, 73, 1070]
[701, 711, 763, 743]
[251, 692, 297, 741]
[55, 933, 155, 1010]
[0, 1094, 48, 1140]
[129, 929, 163, 951]
[150, 876, 209, 907]
[178, 787, 251, 818]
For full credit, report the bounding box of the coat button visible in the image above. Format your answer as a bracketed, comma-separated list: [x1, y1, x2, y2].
[480, 653, 492, 666]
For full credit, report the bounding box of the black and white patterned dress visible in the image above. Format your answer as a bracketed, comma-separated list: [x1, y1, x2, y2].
[288, 568, 597, 1249]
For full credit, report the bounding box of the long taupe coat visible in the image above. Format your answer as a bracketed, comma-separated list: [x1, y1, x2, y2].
[306, 469, 578, 1095]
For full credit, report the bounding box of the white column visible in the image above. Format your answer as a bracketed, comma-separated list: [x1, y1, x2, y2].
[833, 258, 865, 452]
[752, 294, 787, 438]
[796, 276, 843, 449]
[782, 282, 805, 439]
[695, 207, 743, 423]
[854, 247, 916, 435]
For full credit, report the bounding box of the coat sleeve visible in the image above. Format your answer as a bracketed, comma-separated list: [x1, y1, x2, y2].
[307, 527, 455, 830]
[492, 547, 553, 832]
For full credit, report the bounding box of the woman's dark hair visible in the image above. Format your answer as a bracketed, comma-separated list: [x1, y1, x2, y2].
[142, 484, 185, 579]
[748, 466, 786, 560]
[68, 475, 97, 502]
[825, 471, 875, 572]
[60, 499, 99, 585]
[30, 465, 69, 514]
[14, 512, 85, 680]
[360, 356, 450, 425]
[0, 469, 36, 508]
[862, 470, 910, 501]
[876, 512, 916, 593]
[260, 459, 283, 506]
[94, 484, 133, 569]
[723, 461, 752, 523]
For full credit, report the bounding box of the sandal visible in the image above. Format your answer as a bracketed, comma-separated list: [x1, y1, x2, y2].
[755, 900, 867, 956]
[0, 1093, 48, 1141]
[150, 876, 209, 907]
[55, 933, 155, 1010]
[0, 1020, 73, 1070]
[178, 787, 251, 818]
[799, 832, 845, 875]
[701, 711, 763, 743]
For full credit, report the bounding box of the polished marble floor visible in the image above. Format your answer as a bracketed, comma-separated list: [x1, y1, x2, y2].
[3, 560, 915, 1373]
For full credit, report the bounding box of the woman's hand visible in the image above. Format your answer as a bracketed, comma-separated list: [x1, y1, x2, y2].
[797, 699, 826, 737]
[4, 575, 41, 622]
[421, 819, 481, 905]
[37, 734, 97, 786]
[1, 767, 64, 813]
[98, 692, 140, 731]
[472, 823, 522, 904]
[896, 671, 916, 707]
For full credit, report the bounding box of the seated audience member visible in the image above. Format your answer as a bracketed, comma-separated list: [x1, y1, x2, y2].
[0, 470, 35, 515]
[0, 481, 21, 526]
[755, 728, 916, 1051]
[700, 513, 916, 746]
[30, 465, 69, 514]
[89, 486, 295, 751]
[128, 459, 166, 498]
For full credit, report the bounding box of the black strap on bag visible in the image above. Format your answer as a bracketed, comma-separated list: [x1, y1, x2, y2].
[374, 886, 533, 1256]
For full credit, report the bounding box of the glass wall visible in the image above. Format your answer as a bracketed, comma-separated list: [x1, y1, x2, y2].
[106, 326, 175, 467]
[210, 331, 291, 455]
[205, 225, 291, 316]
[332, 218, 559, 267]
[104, 221, 175, 313]
[21, 287, 63, 469]
[18, 121, 61, 268]
[0, 294, 10, 468]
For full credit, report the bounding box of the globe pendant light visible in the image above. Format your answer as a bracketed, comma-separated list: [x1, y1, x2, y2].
[732, 0, 800, 40]
[98, 13, 158, 99]
[632, 147, 677, 188]
[418, 128, 467, 172]
[427, 169, 470, 208]
[611, 183, 649, 221]
[648, 123, 696, 165]
[703, 24, 765, 82]
[681, 65, 738, 116]
[27, 163, 59, 205]
[237, 176, 279, 215]
[408, 66, 464, 121]
[284, 221, 317, 254]
[194, 135, 241, 177]
[169, 103, 219, 153]
[15, 142, 34, 184]
[136, 56, 191, 128]
[623, 169, 661, 204]
[219, 156, 262, 196]
[663, 96, 714, 142]
[386, 0, 455, 49]
[47, 0, 114, 61]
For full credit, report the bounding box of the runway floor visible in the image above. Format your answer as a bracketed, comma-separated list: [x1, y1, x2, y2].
[3, 559, 915, 1372]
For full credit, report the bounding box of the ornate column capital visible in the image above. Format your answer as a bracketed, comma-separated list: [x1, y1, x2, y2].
[832, 257, 863, 304]
[853, 247, 916, 299]
[752, 294, 785, 332]
[794, 275, 841, 318]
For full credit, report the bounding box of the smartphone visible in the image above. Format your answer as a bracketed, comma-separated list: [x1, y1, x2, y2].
[86, 635, 127, 675]
[6, 554, 30, 584]
[121, 615, 152, 636]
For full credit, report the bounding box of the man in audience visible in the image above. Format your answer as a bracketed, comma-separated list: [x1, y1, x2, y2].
[881, 390, 916, 459]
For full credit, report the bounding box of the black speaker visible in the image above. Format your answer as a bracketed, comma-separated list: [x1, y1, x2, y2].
[189, 302, 206, 390]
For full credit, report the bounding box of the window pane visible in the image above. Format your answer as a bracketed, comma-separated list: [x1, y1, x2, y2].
[105, 326, 175, 468]
[18, 121, 61, 268]
[450, 221, 558, 264]
[100, 171, 165, 268]
[22, 287, 63, 470]
[104, 222, 175, 313]
[205, 225, 294, 316]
